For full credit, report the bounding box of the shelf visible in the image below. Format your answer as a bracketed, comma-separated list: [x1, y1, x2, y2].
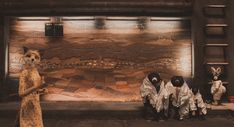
[208, 81, 229, 85]
[205, 5, 226, 8]
[205, 62, 229, 65]
[205, 44, 229, 47]
[206, 24, 228, 27]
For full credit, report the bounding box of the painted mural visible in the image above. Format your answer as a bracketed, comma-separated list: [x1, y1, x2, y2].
[8, 17, 192, 101]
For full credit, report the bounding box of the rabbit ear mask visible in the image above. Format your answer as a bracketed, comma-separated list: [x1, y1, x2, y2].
[211, 67, 217, 75]
[217, 67, 222, 74]
[211, 67, 216, 73]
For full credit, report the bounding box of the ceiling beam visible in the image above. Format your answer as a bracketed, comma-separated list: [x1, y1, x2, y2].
[0, 0, 194, 16]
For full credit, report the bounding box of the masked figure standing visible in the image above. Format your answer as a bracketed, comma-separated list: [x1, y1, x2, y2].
[18, 47, 46, 127]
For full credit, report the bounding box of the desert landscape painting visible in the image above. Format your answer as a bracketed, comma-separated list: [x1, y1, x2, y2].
[8, 17, 192, 101]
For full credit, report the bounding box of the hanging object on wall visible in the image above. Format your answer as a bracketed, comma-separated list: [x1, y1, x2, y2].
[137, 17, 150, 31]
[45, 17, 63, 36]
[94, 16, 106, 29]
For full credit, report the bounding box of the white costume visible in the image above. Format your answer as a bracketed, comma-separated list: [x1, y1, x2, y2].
[189, 90, 207, 115]
[211, 80, 226, 102]
[140, 77, 169, 113]
[166, 81, 191, 118]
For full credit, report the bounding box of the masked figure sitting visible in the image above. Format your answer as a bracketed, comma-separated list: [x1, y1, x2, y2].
[189, 87, 207, 120]
[166, 76, 191, 121]
[140, 72, 169, 121]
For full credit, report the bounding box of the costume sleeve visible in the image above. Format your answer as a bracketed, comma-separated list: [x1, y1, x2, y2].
[221, 85, 226, 93]
[179, 86, 190, 106]
[18, 70, 42, 97]
[189, 91, 197, 111]
[211, 84, 216, 94]
[197, 94, 205, 108]
[140, 78, 152, 98]
[19, 71, 26, 97]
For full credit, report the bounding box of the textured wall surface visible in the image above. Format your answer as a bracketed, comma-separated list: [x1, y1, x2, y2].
[7, 17, 192, 101]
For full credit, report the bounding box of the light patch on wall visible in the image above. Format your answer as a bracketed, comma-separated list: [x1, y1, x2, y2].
[17, 17, 50, 21]
[63, 20, 96, 34]
[149, 21, 182, 33]
[12, 21, 45, 32]
[62, 16, 94, 20]
[105, 20, 138, 34]
[179, 47, 192, 76]
[150, 17, 190, 21]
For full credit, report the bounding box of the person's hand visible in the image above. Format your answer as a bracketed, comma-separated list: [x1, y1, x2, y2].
[37, 88, 48, 95]
[37, 76, 47, 88]
[40, 76, 48, 88]
[41, 76, 45, 84]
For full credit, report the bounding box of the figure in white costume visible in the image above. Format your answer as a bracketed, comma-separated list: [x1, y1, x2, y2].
[210, 67, 226, 105]
[166, 76, 191, 120]
[140, 72, 169, 120]
[189, 87, 207, 120]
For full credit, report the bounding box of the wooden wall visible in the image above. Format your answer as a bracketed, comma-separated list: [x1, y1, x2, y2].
[192, 0, 234, 99]
[9, 17, 192, 77]
[7, 17, 192, 99]
[1, 0, 233, 100]
[0, 16, 4, 93]
[227, 0, 234, 96]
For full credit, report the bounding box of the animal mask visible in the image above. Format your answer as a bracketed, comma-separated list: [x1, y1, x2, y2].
[148, 72, 161, 85]
[23, 47, 41, 67]
[171, 76, 184, 87]
[211, 67, 221, 80]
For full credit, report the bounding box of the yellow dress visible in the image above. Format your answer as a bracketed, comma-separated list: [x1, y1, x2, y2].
[19, 68, 44, 127]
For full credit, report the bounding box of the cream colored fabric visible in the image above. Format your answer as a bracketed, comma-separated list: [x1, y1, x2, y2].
[211, 80, 226, 101]
[165, 81, 191, 117]
[140, 77, 169, 113]
[189, 90, 207, 115]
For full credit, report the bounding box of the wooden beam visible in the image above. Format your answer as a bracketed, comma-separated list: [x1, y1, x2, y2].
[0, 16, 5, 99]
[0, 16, 4, 87]
[0, 0, 193, 16]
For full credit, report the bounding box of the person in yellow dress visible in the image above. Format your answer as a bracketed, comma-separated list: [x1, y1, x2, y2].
[18, 47, 46, 127]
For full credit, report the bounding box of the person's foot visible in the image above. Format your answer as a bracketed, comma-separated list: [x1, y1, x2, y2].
[199, 115, 206, 121]
[143, 112, 154, 121]
[144, 115, 154, 121]
[179, 116, 184, 121]
[157, 115, 166, 122]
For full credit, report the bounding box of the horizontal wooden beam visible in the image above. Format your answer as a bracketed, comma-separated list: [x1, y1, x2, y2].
[0, 0, 193, 16]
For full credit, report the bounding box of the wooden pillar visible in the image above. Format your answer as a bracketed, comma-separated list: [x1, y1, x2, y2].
[191, 0, 207, 97]
[0, 16, 6, 100]
[227, 0, 234, 97]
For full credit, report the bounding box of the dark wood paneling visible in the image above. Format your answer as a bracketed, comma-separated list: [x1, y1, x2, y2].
[0, 0, 193, 16]
[227, 0, 234, 96]
[191, 0, 206, 96]
[0, 16, 6, 101]
[0, 16, 4, 87]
